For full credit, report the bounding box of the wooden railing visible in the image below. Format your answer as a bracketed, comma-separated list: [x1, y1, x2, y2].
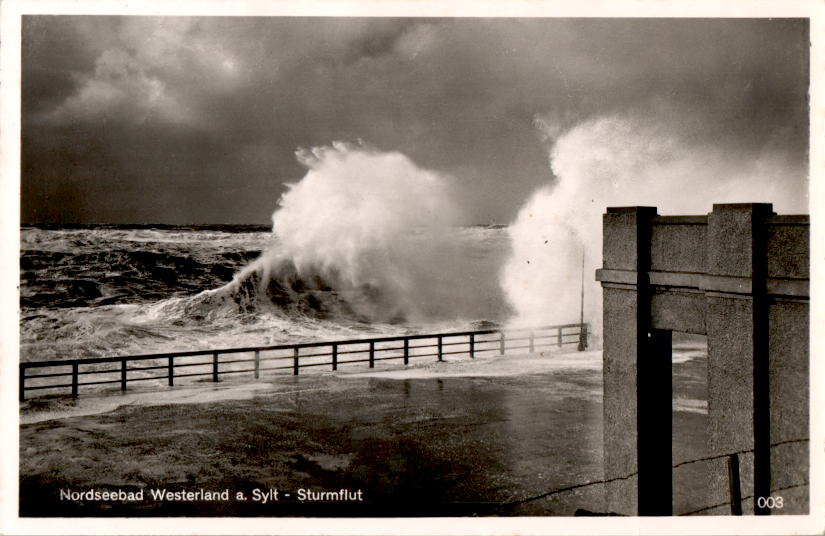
[19, 323, 589, 401]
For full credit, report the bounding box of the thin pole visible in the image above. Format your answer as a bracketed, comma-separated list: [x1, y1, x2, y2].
[293, 347, 300, 375]
[578, 247, 587, 351]
[728, 453, 743, 515]
[19, 364, 26, 402]
[71, 363, 79, 398]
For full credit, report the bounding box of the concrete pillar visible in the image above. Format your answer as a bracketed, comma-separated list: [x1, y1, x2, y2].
[601, 207, 672, 515]
[705, 203, 774, 515]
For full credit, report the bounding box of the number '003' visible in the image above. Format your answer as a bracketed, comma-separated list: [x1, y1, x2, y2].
[757, 496, 783, 509]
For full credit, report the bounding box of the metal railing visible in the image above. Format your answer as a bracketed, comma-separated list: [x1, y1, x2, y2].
[19, 322, 589, 401]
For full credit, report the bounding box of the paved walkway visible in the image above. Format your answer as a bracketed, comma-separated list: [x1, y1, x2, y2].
[19, 349, 606, 516]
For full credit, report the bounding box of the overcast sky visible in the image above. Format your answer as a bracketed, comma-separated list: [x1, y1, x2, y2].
[21, 16, 809, 224]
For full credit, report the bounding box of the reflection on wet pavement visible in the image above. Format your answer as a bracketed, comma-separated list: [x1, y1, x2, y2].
[21, 369, 605, 516]
[20, 348, 708, 516]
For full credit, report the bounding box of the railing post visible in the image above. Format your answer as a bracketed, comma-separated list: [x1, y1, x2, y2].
[332, 344, 338, 371]
[293, 347, 300, 375]
[499, 331, 505, 355]
[529, 331, 535, 353]
[19, 364, 25, 402]
[578, 324, 588, 351]
[254, 350, 260, 379]
[437, 336, 443, 362]
[557, 326, 563, 347]
[212, 352, 219, 382]
[403, 338, 409, 365]
[168, 356, 174, 386]
[121, 359, 127, 391]
[728, 454, 743, 515]
[369, 341, 375, 368]
[469, 334, 475, 359]
[71, 363, 79, 398]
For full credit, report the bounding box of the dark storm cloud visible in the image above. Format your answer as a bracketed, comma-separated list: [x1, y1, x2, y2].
[21, 16, 809, 224]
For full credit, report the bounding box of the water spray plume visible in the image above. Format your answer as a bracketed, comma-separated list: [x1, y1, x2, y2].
[502, 108, 807, 338]
[242, 142, 475, 323]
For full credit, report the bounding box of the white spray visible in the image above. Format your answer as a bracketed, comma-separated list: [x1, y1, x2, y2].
[142, 141, 508, 344]
[245, 142, 470, 323]
[502, 109, 808, 336]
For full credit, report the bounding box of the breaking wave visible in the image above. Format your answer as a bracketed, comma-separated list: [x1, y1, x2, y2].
[20, 144, 510, 361]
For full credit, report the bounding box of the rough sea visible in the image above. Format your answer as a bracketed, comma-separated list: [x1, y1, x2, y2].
[20, 225, 511, 363]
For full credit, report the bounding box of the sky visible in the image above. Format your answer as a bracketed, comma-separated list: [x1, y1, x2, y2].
[20, 16, 809, 225]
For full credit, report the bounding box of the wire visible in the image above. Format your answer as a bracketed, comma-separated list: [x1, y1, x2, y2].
[499, 439, 810, 512]
[678, 482, 809, 516]
[499, 471, 639, 509]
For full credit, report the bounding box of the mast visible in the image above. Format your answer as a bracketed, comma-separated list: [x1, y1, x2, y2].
[577, 246, 587, 351]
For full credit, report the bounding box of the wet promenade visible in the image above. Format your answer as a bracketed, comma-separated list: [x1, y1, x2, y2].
[19, 350, 706, 516]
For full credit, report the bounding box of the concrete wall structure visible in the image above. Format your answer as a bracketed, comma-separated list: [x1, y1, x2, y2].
[596, 203, 809, 516]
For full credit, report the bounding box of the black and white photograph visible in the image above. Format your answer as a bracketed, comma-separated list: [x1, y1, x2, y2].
[2, 1, 821, 534]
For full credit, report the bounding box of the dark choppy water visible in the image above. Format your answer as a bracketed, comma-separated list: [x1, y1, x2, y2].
[20, 225, 510, 362]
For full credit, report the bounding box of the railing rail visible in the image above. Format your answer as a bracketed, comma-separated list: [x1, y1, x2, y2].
[20, 322, 589, 401]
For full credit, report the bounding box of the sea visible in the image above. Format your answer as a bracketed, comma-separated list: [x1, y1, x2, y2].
[19, 224, 512, 363]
